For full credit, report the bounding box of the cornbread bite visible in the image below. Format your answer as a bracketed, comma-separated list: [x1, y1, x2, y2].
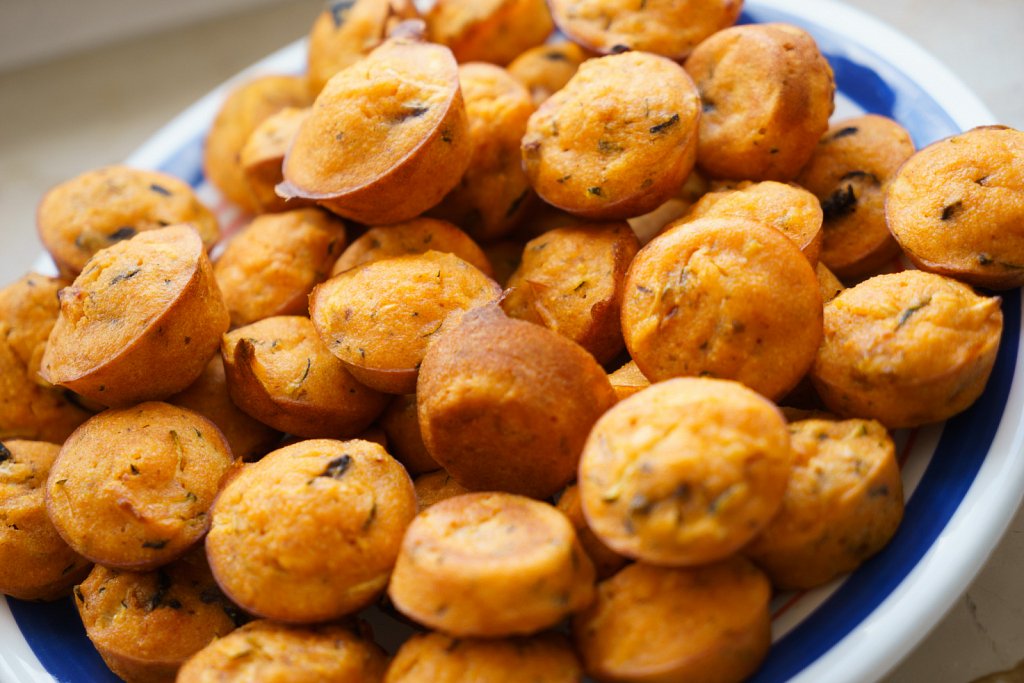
[0, 440, 91, 600]
[578, 378, 791, 566]
[222, 316, 388, 438]
[385, 631, 582, 682]
[426, 0, 554, 66]
[40, 225, 230, 407]
[331, 217, 492, 277]
[214, 208, 346, 327]
[37, 165, 219, 277]
[0, 339, 92, 443]
[678, 180, 824, 264]
[745, 418, 903, 590]
[74, 549, 239, 683]
[169, 356, 280, 462]
[622, 216, 823, 400]
[507, 41, 588, 106]
[556, 484, 628, 579]
[204, 75, 312, 213]
[607, 360, 650, 402]
[206, 439, 416, 622]
[307, 0, 420, 95]
[797, 115, 915, 279]
[0, 274, 93, 442]
[178, 620, 388, 683]
[573, 557, 771, 683]
[0, 273, 69, 386]
[239, 107, 312, 214]
[311, 251, 501, 394]
[388, 492, 595, 636]
[46, 402, 235, 570]
[280, 35, 472, 225]
[886, 125, 1024, 289]
[550, 0, 743, 60]
[417, 306, 617, 499]
[685, 23, 834, 181]
[413, 470, 471, 510]
[380, 394, 440, 475]
[502, 222, 640, 363]
[522, 51, 701, 220]
[811, 270, 1003, 428]
[430, 62, 536, 241]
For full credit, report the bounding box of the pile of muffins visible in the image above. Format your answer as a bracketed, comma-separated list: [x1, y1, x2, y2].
[2, 0, 1023, 681]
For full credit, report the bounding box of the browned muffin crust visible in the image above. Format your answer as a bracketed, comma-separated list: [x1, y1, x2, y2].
[46, 402, 235, 570]
[206, 439, 416, 623]
[0, 440, 91, 600]
[40, 225, 230, 407]
[417, 306, 617, 499]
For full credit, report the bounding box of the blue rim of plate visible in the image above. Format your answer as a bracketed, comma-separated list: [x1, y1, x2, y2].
[4, 1, 1020, 682]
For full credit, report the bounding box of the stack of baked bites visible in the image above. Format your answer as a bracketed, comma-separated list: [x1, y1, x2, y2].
[2, 0, 1022, 681]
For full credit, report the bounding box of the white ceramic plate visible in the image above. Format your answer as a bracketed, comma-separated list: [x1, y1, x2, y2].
[2, 1, 1020, 682]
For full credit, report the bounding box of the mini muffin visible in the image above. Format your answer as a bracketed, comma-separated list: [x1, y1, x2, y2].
[206, 439, 416, 622]
[310, 251, 501, 394]
[0, 273, 70, 386]
[169, 356, 280, 463]
[178, 620, 388, 683]
[389, 492, 595, 636]
[556, 484, 628, 579]
[385, 631, 581, 682]
[0, 274, 94, 442]
[817, 262, 845, 303]
[522, 51, 701, 220]
[0, 440, 91, 600]
[502, 222, 640, 364]
[797, 115, 915, 279]
[549, 0, 742, 60]
[204, 75, 312, 213]
[417, 306, 617, 499]
[685, 23, 834, 181]
[572, 557, 771, 683]
[380, 394, 440, 475]
[280, 35, 472, 225]
[811, 270, 1003, 428]
[429, 62, 536, 241]
[886, 125, 1024, 289]
[622, 216, 823, 400]
[239, 107, 313, 214]
[0, 337, 93, 443]
[307, 0, 421, 95]
[507, 41, 589, 106]
[40, 225, 230, 407]
[37, 166, 219, 277]
[426, 0, 554, 66]
[607, 360, 650, 402]
[578, 378, 791, 566]
[74, 549, 240, 683]
[413, 470, 471, 510]
[46, 402, 235, 570]
[745, 418, 903, 590]
[677, 180, 824, 264]
[222, 316, 389, 438]
[331, 217, 492, 277]
[214, 208, 346, 327]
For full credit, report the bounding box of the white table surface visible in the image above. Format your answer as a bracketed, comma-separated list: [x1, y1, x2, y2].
[0, 1, 1022, 681]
